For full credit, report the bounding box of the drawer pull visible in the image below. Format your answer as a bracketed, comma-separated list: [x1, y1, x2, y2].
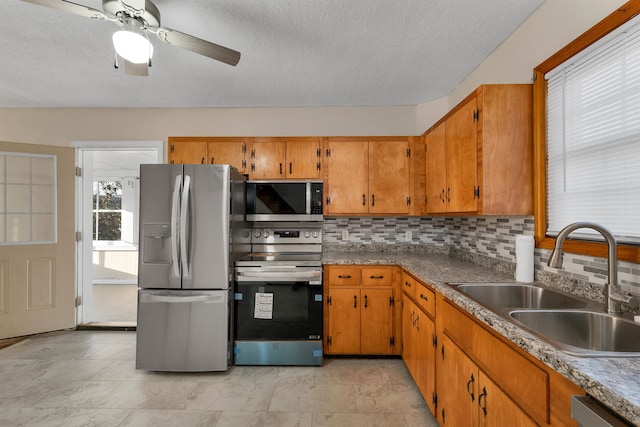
[338, 275, 352, 279]
[353, 295, 357, 308]
[370, 275, 384, 279]
[404, 281, 412, 288]
[420, 293, 428, 301]
[364, 294, 368, 308]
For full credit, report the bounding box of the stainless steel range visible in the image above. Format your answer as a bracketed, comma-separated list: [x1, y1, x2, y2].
[234, 222, 323, 366]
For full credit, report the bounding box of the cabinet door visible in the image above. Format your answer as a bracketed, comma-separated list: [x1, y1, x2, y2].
[250, 140, 286, 179]
[369, 140, 410, 214]
[286, 139, 321, 179]
[439, 335, 477, 426]
[360, 288, 394, 354]
[446, 97, 478, 213]
[415, 311, 436, 416]
[325, 140, 369, 215]
[402, 296, 416, 372]
[425, 123, 447, 213]
[327, 288, 361, 354]
[478, 371, 537, 427]
[207, 140, 247, 173]
[168, 140, 207, 164]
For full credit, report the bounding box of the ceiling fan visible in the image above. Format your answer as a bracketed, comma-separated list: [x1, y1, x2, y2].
[22, 0, 241, 76]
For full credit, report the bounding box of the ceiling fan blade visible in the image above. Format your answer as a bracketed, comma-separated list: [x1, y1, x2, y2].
[155, 27, 241, 66]
[124, 60, 149, 76]
[21, 0, 107, 20]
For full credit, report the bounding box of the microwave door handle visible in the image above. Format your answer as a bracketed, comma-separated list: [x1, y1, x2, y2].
[180, 174, 191, 278]
[306, 182, 311, 214]
[170, 174, 182, 278]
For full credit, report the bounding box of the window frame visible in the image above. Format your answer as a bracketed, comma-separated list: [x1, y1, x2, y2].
[533, 0, 640, 263]
[91, 176, 138, 251]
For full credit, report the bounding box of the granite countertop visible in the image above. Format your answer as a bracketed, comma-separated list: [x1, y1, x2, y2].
[322, 250, 640, 426]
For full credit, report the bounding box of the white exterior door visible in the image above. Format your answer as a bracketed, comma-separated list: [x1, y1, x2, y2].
[0, 141, 76, 339]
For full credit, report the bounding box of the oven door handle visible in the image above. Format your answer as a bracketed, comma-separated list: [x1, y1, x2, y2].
[236, 271, 322, 282]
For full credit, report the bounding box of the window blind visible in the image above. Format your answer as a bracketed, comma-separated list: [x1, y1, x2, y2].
[546, 15, 640, 244]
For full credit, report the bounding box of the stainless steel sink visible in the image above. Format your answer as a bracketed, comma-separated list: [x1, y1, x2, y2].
[510, 309, 640, 357]
[452, 282, 591, 310]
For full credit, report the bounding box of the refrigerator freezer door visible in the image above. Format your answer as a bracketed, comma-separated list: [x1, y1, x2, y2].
[139, 164, 183, 289]
[182, 165, 231, 290]
[136, 289, 231, 371]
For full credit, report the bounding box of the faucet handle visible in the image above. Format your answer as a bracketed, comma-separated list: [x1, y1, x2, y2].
[610, 292, 640, 308]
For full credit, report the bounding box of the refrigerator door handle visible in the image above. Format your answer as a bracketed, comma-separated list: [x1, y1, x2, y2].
[180, 174, 191, 278]
[140, 293, 225, 304]
[170, 174, 182, 278]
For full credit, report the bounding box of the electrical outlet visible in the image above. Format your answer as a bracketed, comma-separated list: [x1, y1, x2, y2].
[405, 230, 412, 241]
[341, 230, 349, 241]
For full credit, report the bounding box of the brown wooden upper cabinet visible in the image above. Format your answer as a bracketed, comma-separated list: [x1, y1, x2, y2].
[167, 137, 248, 174]
[249, 137, 322, 179]
[424, 84, 533, 215]
[325, 138, 411, 215]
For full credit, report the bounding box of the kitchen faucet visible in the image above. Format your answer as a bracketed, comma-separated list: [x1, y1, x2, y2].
[547, 222, 640, 314]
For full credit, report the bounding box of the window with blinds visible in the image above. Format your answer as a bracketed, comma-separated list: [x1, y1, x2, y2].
[546, 15, 640, 244]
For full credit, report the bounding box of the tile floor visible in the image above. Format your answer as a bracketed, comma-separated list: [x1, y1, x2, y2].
[0, 330, 439, 427]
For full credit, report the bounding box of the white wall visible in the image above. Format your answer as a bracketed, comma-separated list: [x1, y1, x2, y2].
[0, 0, 629, 143]
[416, 0, 629, 132]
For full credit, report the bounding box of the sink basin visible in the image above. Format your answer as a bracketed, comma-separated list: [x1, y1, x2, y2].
[452, 283, 591, 310]
[510, 310, 640, 357]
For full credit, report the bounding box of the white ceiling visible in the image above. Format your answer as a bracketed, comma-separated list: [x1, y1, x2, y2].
[0, 0, 544, 108]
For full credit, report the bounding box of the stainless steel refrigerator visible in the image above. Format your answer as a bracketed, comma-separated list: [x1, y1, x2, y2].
[136, 164, 248, 371]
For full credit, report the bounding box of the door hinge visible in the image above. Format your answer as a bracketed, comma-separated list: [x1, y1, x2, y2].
[316, 162, 321, 171]
[326, 196, 331, 206]
[390, 336, 395, 347]
[389, 296, 395, 306]
[75, 167, 82, 177]
[316, 147, 321, 158]
[170, 144, 175, 153]
[325, 148, 331, 158]
[474, 186, 480, 199]
[327, 295, 332, 305]
[242, 143, 247, 154]
[75, 296, 82, 307]
[406, 196, 411, 206]
[327, 336, 332, 346]
[473, 109, 479, 121]
[242, 159, 247, 169]
[251, 163, 256, 172]
[75, 231, 82, 242]
[406, 148, 411, 157]
[251, 149, 256, 158]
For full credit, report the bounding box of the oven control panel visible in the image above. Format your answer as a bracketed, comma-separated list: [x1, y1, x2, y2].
[251, 228, 322, 245]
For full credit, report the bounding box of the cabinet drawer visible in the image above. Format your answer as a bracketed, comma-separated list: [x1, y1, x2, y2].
[442, 300, 549, 423]
[401, 271, 416, 299]
[414, 282, 435, 318]
[327, 267, 361, 286]
[362, 267, 394, 286]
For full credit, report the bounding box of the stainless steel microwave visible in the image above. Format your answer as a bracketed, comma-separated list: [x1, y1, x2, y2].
[246, 180, 323, 222]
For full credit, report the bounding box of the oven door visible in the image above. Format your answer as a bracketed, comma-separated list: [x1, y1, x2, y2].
[234, 269, 323, 341]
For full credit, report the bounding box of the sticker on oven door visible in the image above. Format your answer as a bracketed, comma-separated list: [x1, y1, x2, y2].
[254, 292, 274, 320]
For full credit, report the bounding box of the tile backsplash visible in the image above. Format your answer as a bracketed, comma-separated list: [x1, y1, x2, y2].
[323, 216, 640, 300]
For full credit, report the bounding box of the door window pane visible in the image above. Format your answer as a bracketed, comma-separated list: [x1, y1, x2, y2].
[0, 153, 56, 245]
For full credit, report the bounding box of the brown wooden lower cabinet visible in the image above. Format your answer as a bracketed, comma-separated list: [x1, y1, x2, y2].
[324, 265, 401, 355]
[399, 269, 585, 426]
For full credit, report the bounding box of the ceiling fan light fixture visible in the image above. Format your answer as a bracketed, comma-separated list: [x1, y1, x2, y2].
[112, 28, 153, 64]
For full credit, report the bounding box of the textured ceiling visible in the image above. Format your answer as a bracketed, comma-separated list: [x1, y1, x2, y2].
[0, 0, 543, 108]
